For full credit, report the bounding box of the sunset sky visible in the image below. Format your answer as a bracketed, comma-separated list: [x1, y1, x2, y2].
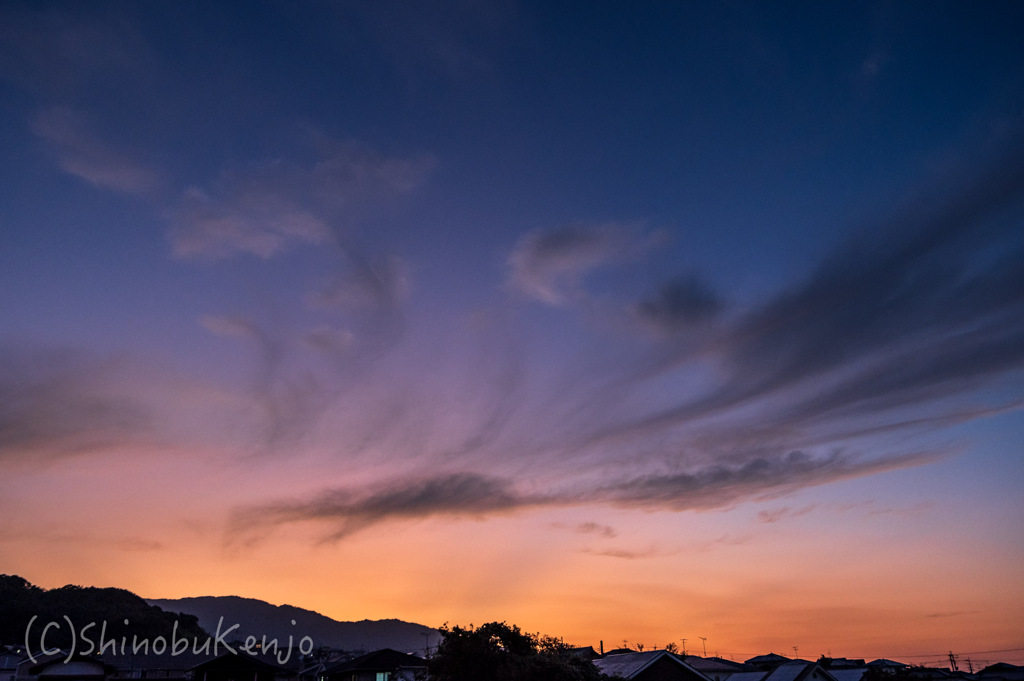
[2, 0, 1023, 668]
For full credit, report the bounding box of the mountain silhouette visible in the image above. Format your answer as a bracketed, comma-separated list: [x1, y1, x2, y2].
[145, 596, 439, 654]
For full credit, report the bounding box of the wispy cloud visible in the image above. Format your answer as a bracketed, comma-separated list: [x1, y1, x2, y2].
[30, 107, 162, 195]
[507, 223, 659, 305]
[167, 142, 431, 260]
[865, 501, 934, 518]
[573, 522, 618, 538]
[199, 313, 341, 450]
[327, 0, 520, 82]
[310, 252, 411, 311]
[168, 186, 329, 260]
[757, 504, 819, 524]
[237, 143, 1024, 542]
[0, 4, 152, 99]
[925, 610, 981, 619]
[581, 546, 666, 560]
[633, 274, 724, 334]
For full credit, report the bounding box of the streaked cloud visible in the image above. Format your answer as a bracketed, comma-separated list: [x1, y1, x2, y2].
[589, 146, 1024, 450]
[235, 449, 934, 542]
[232, 472, 536, 543]
[0, 524, 164, 553]
[235, 145, 1024, 541]
[593, 450, 935, 511]
[0, 346, 152, 460]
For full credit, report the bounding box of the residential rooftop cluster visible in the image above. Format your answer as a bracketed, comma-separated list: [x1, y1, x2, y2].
[3, 643, 1023, 681]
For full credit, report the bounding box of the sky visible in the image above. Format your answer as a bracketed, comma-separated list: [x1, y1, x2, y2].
[1, 0, 1023, 668]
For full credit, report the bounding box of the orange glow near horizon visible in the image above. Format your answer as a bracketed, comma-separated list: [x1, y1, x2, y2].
[2, 2, 1023, 671]
[5, 449, 1023, 666]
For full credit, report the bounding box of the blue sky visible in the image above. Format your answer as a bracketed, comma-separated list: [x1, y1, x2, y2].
[1, 0, 1023, 663]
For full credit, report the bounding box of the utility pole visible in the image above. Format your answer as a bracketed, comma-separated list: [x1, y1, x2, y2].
[793, 646, 799, 659]
[681, 639, 687, 655]
[700, 637, 707, 657]
[948, 652, 959, 672]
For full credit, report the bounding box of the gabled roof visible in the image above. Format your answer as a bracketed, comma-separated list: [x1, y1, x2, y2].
[763, 661, 838, 681]
[829, 660, 866, 669]
[868, 660, 907, 668]
[974, 663, 1024, 681]
[322, 649, 425, 676]
[748, 654, 794, 671]
[978, 663, 1024, 675]
[593, 650, 710, 680]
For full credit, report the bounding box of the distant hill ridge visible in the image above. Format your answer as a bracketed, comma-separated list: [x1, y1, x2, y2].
[144, 595, 439, 654]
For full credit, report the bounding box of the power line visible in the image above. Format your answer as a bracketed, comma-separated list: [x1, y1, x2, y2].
[892, 648, 1024, 659]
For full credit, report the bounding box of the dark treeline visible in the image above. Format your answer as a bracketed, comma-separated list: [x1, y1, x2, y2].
[0, 575, 208, 649]
[429, 621, 609, 681]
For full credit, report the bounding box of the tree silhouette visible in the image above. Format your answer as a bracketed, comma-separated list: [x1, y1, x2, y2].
[0, 574, 208, 648]
[427, 621, 609, 681]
